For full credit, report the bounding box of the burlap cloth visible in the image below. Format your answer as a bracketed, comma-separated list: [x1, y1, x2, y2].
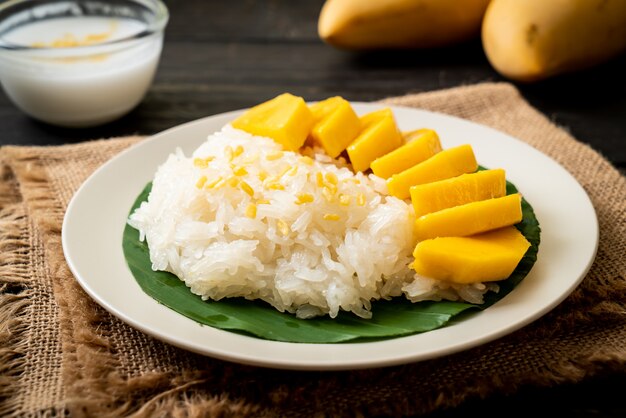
[0, 82, 624, 417]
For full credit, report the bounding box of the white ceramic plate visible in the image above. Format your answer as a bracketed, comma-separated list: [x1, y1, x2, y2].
[62, 104, 598, 371]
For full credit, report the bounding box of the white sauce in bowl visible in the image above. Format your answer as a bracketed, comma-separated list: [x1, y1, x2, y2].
[0, 16, 164, 127]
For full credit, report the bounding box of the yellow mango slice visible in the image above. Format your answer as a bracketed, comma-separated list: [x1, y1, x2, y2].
[412, 226, 531, 284]
[310, 96, 343, 120]
[387, 144, 478, 199]
[370, 129, 442, 179]
[360, 108, 393, 127]
[231, 93, 314, 151]
[346, 108, 403, 172]
[309, 97, 361, 158]
[410, 169, 506, 217]
[414, 193, 523, 241]
[402, 128, 434, 142]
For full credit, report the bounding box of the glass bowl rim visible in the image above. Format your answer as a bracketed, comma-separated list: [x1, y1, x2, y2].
[0, 0, 169, 51]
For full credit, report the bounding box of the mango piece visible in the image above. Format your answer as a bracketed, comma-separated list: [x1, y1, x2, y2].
[309, 97, 361, 158]
[359, 108, 393, 127]
[310, 96, 343, 120]
[412, 226, 531, 284]
[410, 169, 506, 217]
[371, 129, 442, 179]
[387, 144, 477, 199]
[402, 128, 434, 142]
[231, 93, 314, 151]
[414, 193, 523, 241]
[346, 108, 403, 172]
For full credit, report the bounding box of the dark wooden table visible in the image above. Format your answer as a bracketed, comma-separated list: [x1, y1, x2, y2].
[1, 1, 624, 416]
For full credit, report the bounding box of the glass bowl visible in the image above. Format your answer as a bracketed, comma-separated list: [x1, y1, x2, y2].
[0, 0, 169, 128]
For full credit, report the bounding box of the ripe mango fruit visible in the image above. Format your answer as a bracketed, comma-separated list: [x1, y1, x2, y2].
[482, 0, 626, 82]
[412, 226, 531, 284]
[410, 169, 506, 217]
[309, 97, 361, 158]
[414, 193, 523, 241]
[318, 0, 491, 50]
[370, 129, 442, 179]
[231, 93, 314, 151]
[347, 108, 403, 172]
[387, 144, 478, 200]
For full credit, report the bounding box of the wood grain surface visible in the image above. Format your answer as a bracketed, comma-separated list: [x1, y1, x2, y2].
[0, 0, 624, 176]
[0, 1, 624, 416]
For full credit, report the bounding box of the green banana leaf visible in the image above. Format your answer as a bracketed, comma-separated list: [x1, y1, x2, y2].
[123, 177, 540, 343]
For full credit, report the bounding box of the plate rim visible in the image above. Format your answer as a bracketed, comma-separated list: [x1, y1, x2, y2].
[61, 103, 599, 370]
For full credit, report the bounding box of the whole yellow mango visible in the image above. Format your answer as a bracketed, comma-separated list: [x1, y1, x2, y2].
[482, 0, 626, 82]
[318, 0, 491, 50]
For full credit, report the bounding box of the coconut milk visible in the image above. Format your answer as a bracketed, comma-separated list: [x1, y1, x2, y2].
[0, 16, 163, 127]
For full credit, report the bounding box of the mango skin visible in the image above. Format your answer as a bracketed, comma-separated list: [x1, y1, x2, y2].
[482, 0, 626, 82]
[412, 226, 531, 284]
[231, 93, 314, 151]
[318, 0, 491, 50]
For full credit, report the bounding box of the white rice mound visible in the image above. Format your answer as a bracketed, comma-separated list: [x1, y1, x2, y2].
[128, 125, 496, 319]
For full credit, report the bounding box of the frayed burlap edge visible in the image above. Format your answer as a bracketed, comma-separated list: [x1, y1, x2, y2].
[0, 159, 33, 416]
[1, 140, 269, 417]
[0, 83, 625, 417]
[0, 144, 134, 417]
[0, 141, 155, 417]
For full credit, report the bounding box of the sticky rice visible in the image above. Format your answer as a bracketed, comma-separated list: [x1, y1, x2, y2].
[128, 125, 496, 319]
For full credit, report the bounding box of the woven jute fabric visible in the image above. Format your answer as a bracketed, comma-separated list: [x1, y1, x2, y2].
[0, 82, 624, 417]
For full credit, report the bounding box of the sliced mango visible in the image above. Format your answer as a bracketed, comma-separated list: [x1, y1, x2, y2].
[231, 93, 314, 151]
[309, 97, 361, 158]
[370, 129, 442, 179]
[360, 108, 393, 127]
[387, 144, 477, 199]
[414, 193, 523, 241]
[346, 108, 403, 172]
[410, 169, 506, 217]
[403, 129, 434, 142]
[412, 226, 531, 284]
[310, 96, 343, 120]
